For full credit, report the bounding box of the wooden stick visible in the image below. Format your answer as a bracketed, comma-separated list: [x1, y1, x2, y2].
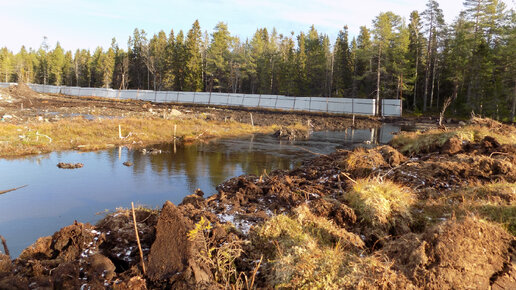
[0, 185, 28, 195]
[340, 172, 357, 184]
[0, 235, 9, 257]
[131, 202, 146, 275]
[174, 124, 177, 139]
[250, 112, 254, 126]
[119, 125, 122, 139]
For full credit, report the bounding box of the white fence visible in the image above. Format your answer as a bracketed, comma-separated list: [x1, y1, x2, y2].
[0, 83, 402, 116]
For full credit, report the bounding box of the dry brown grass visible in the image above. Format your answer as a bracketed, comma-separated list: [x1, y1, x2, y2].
[390, 118, 516, 155]
[0, 116, 297, 157]
[253, 205, 412, 289]
[345, 178, 415, 226]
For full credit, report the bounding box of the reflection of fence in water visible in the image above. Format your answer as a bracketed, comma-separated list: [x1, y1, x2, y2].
[0, 83, 402, 117]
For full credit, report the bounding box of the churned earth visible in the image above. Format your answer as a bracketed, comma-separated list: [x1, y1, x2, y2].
[0, 83, 380, 157]
[1, 116, 516, 289]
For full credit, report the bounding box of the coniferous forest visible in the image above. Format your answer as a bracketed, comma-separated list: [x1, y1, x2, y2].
[1, 0, 516, 120]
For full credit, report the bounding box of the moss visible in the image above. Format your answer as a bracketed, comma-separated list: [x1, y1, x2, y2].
[345, 179, 415, 226]
[475, 205, 516, 236]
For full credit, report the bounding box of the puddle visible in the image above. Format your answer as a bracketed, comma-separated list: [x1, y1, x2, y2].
[0, 124, 400, 257]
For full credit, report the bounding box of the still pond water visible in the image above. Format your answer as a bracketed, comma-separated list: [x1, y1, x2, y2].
[0, 124, 399, 257]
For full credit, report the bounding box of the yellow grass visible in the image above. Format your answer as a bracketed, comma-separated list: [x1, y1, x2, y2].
[391, 122, 516, 155]
[0, 117, 296, 157]
[254, 205, 407, 289]
[345, 178, 415, 226]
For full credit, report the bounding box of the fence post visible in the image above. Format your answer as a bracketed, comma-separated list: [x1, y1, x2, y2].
[274, 95, 279, 109]
[292, 97, 296, 110]
[326, 97, 329, 113]
[241, 94, 245, 107]
[193, 91, 196, 104]
[226, 93, 230, 106]
[309, 97, 312, 112]
[154, 90, 157, 102]
[257, 94, 262, 108]
[176, 91, 180, 103]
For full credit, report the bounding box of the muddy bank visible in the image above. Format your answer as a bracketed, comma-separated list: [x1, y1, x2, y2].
[0, 84, 379, 131]
[0, 84, 380, 158]
[2, 117, 516, 288]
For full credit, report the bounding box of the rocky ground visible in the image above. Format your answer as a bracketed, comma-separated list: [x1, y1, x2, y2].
[1, 117, 516, 289]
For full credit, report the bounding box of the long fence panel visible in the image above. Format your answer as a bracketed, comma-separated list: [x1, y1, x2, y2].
[0, 83, 402, 116]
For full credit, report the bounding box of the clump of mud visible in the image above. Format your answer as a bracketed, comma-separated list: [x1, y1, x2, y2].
[382, 217, 516, 289]
[272, 126, 309, 140]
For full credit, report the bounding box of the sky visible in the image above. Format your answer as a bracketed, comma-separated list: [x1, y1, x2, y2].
[0, 0, 513, 52]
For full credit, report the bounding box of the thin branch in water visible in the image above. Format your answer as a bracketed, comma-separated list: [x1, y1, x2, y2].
[0, 235, 9, 257]
[0, 185, 28, 195]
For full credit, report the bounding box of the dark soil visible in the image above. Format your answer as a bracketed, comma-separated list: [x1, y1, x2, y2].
[56, 162, 84, 169]
[0, 84, 380, 131]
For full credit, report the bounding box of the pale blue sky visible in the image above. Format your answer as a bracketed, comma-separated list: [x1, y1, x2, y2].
[0, 0, 511, 52]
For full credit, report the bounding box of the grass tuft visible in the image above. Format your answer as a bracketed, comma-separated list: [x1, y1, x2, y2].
[254, 205, 409, 289]
[345, 178, 415, 226]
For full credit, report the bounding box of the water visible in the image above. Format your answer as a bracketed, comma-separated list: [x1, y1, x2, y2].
[0, 124, 399, 257]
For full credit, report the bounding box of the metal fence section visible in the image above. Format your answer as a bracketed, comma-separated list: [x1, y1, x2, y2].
[381, 99, 402, 117]
[0, 83, 402, 116]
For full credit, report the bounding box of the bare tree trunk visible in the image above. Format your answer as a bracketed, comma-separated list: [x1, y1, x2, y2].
[423, 19, 434, 112]
[512, 80, 516, 123]
[376, 46, 381, 116]
[413, 45, 419, 110]
[430, 57, 438, 109]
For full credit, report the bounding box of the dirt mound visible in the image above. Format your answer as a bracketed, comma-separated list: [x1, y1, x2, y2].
[441, 137, 462, 155]
[383, 217, 515, 289]
[0, 83, 39, 106]
[272, 126, 309, 140]
[147, 201, 213, 287]
[19, 221, 101, 262]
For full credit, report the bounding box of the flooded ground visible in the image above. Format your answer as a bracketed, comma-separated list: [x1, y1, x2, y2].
[0, 124, 399, 257]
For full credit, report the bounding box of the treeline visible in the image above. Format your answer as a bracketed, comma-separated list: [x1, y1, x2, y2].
[1, 0, 515, 119]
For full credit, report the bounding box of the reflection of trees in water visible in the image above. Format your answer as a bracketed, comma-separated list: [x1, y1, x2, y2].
[118, 140, 296, 193]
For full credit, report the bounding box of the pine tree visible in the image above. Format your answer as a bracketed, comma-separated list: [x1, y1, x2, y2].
[333, 26, 353, 97]
[184, 20, 203, 91]
[421, 0, 445, 111]
[408, 11, 424, 109]
[49, 42, 65, 85]
[207, 22, 232, 92]
[372, 12, 402, 113]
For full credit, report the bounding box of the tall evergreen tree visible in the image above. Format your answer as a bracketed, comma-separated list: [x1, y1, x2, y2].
[184, 20, 203, 91]
[333, 26, 353, 97]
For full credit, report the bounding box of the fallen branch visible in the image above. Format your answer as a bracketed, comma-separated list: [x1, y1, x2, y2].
[131, 202, 146, 275]
[340, 172, 357, 184]
[0, 185, 28, 195]
[0, 235, 9, 257]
